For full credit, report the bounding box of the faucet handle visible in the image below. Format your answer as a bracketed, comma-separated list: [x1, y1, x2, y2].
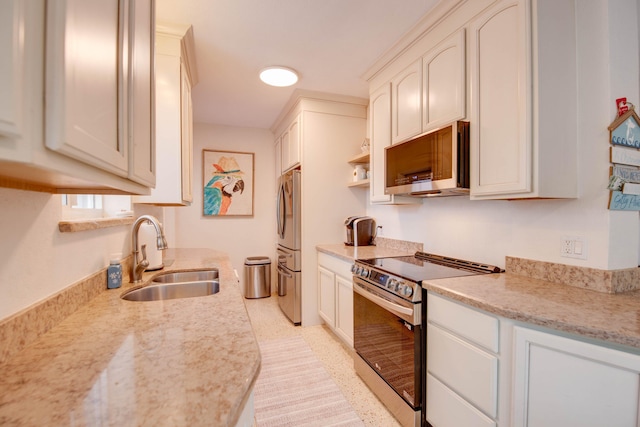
[140, 244, 148, 262]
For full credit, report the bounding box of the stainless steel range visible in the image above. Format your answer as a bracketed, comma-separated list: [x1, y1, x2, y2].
[352, 252, 502, 427]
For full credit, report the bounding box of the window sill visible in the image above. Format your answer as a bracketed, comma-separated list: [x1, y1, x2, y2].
[58, 217, 135, 233]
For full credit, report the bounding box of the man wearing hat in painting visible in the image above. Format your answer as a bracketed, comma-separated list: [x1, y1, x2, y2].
[204, 156, 245, 215]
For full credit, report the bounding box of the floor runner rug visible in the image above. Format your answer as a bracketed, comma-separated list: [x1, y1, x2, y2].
[254, 335, 364, 427]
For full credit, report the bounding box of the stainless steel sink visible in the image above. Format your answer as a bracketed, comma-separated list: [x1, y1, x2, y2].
[121, 280, 220, 302]
[151, 270, 219, 284]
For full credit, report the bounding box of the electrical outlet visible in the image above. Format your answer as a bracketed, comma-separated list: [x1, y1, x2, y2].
[560, 236, 587, 260]
[561, 238, 573, 255]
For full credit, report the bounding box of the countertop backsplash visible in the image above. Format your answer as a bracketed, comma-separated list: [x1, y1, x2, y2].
[0, 255, 133, 364]
[507, 256, 640, 294]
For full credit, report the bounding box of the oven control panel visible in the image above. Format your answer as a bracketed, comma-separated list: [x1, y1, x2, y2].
[352, 264, 415, 300]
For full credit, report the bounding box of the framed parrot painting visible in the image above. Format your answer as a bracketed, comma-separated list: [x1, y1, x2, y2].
[202, 150, 254, 216]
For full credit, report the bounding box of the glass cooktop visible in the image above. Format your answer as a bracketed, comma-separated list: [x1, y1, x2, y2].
[358, 252, 501, 284]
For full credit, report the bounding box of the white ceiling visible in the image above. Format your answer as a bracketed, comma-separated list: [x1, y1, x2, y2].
[156, 0, 438, 130]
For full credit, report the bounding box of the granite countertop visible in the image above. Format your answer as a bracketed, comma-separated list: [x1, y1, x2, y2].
[316, 243, 417, 262]
[423, 273, 640, 351]
[0, 248, 260, 426]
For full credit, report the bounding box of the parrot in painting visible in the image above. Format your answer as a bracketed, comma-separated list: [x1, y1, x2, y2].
[204, 164, 245, 215]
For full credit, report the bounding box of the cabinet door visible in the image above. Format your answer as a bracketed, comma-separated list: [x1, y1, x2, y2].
[369, 84, 393, 204]
[281, 115, 300, 172]
[469, 0, 530, 197]
[513, 326, 640, 427]
[128, 0, 155, 187]
[428, 323, 498, 418]
[318, 266, 335, 328]
[423, 29, 466, 132]
[45, 0, 128, 177]
[280, 128, 290, 172]
[335, 274, 353, 347]
[274, 137, 282, 178]
[0, 0, 24, 140]
[391, 59, 422, 144]
[427, 374, 496, 427]
[180, 62, 193, 203]
[288, 115, 300, 169]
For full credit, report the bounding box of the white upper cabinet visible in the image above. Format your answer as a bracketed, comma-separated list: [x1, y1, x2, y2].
[369, 84, 420, 205]
[0, 0, 155, 194]
[133, 23, 197, 206]
[369, 84, 393, 204]
[391, 59, 422, 144]
[46, 0, 126, 176]
[469, 0, 528, 198]
[127, 0, 156, 187]
[180, 61, 194, 204]
[423, 29, 466, 132]
[469, 0, 577, 199]
[274, 136, 282, 179]
[0, 0, 25, 141]
[280, 114, 301, 173]
[365, 0, 577, 202]
[390, 29, 466, 144]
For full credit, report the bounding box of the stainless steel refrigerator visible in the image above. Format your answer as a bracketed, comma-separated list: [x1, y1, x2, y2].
[276, 169, 301, 324]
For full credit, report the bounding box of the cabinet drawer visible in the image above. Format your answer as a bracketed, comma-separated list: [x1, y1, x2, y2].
[427, 373, 496, 427]
[317, 252, 352, 278]
[427, 323, 498, 418]
[427, 292, 498, 352]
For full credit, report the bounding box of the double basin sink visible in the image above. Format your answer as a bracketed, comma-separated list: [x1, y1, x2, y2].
[121, 270, 220, 302]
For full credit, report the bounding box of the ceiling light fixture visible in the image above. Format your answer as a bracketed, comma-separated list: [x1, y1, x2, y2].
[259, 66, 299, 87]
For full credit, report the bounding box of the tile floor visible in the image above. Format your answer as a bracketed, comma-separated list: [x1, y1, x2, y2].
[243, 295, 401, 427]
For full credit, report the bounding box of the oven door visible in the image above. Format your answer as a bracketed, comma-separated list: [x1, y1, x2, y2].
[353, 276, 422, 410]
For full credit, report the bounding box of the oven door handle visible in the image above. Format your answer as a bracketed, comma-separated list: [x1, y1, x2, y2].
[353, 281, 414, 318]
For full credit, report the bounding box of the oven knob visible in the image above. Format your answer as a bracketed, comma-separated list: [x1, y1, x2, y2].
[359, 268, 369, 278]
[351, 264, 357, 274]
[401, 285, 414, 298]
[388, 279, 398, 291]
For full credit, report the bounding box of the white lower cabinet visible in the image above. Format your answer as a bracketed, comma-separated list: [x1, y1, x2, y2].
[427, 374, 495, 427]
[317, 252, 353, 347]
[427, 291, 640, 427]
[512, 326, 640, 427]
[426, 293, 502, 426]
[318, 266, 336, 328]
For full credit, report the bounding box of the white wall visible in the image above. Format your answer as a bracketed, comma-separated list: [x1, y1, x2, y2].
[172, 123, 276, 286]
[367, 1, 640, 271]
[0, 188, 132, 320]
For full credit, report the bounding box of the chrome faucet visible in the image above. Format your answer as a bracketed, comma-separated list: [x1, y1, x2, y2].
[130, 215, 168, 283]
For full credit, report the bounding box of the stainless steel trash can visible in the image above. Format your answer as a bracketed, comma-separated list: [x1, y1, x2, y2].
[244, 256, 271, 299]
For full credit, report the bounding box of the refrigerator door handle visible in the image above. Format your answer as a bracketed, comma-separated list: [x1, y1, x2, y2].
[276, 183, 286, 239]
[277, 248, 292, 258]
[277, 265, 293, 278]
[277, 265, 291, 296]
